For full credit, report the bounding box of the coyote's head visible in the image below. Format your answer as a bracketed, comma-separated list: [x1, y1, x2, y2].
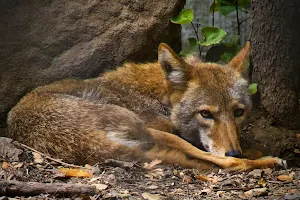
[158, 42, 251, 158]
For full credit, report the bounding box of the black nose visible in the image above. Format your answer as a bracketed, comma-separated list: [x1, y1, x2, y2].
[225, 150, 242, 158]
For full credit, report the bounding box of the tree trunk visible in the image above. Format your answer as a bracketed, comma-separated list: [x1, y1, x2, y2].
[251, 0, 300, 129]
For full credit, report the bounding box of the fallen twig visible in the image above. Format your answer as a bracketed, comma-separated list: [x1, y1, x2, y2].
[212, 187, 256, 191]
[0, 180, 97, 197]
[105, 159, 136, 168]
[16, 142, 88, 169]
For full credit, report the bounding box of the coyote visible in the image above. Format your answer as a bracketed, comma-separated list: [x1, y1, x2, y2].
[7, 42, 285, 170]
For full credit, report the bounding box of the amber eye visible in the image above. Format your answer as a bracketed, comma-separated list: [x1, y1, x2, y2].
[234, 109, 244, 117]
[199, 110, 213, 119]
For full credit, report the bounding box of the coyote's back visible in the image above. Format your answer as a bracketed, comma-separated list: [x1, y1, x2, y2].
[7, 42, 285, 170]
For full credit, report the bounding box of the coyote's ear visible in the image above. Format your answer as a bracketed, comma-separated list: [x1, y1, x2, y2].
[158, 43, 190, 89]
[228, 41, 250, 75]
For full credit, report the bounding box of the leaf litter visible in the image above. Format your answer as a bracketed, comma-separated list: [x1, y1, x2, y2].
[0, 137, 299, 199]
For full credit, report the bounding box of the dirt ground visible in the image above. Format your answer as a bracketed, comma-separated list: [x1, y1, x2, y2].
[0, 116, 299, 200]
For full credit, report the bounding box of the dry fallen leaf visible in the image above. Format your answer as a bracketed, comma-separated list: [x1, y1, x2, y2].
[143, 159, 162, 170]
[276, 175, 293, 182]
[58, 168, 93, 178]
[142, 192, 161, 200]
[13, 163, 24, 168]
[244, 187, 267, 197]
[92, 183, 108, 191]
[195, 175, 217, 183]
[89, 176, 103, 183]
[181, 175, 192, 183]
[258, 178, 266, 186]
[2, 161, 9, 169]
[84, 164, 93, 170]
[289, 172, 296, 179]
[145, 168, 164, 179]
[248, 169, 262, 178]
[147, 185, 159, 190]
[263, 168, 273, 175]
[32, 152, 44, 164]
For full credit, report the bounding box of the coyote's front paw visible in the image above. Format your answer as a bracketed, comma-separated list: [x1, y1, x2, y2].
[224, 156, 287, 171]
[256, 156, 287, 169]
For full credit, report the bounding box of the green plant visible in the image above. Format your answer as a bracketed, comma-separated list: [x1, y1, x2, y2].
[171, 1, 257, 94]
[171, 0, 250, 61]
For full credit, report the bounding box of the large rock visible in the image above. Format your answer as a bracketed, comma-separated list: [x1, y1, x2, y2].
[0, 0, 183, 126]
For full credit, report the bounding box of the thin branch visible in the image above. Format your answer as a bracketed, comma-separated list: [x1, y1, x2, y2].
[199, 46, 205, 57]
[239, 17, 250, 26]
[212, 187, 256, 191]
[0, 180, 97, 197]
[235, 1, 240, 36]
[212, 0, 215, 27]
[191, 22, 201, 56]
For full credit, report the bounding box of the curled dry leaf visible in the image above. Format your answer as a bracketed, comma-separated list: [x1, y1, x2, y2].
[58, 168, 93, 178]
[92, 183, 108, 191]
[248, 169, 262, 178]
[145, 168, 164, 179]
[276, 175, 293, 183]
[13, 163, 24, 168]
[147, 185, 159, 190]
[195, 175, 217, 183]
[143, 159, 162, 170]
[89, 176, 103, 183]
[2, 161, 9, 169]
[244, 187, 267, 197]
[289, 172, 296, 179]
[258, 178, 266, 187]
[142, 192, 161, 200]
[181, 175, 192, 183]
[32, 152, 44, 164]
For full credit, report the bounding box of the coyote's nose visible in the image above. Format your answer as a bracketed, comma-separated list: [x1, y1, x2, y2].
[225, 150, 242, 158]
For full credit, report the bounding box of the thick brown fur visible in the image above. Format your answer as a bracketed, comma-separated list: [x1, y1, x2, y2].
[7, 42, 285, 170]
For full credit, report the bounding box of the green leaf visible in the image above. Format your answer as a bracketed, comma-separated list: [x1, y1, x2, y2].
[221, 34, 241, 46]
[209, 1, 220, 12]
[220, 5, 236, 16]
[197, 27, 227, 46]
[248, 83, 258, 95]
[238, 0, 251, 8]
[220, 45, 241, 62]
[210, 0, 250, 16]
[205, 44, 240, 63]
[170, 9, 194, 24]
[179, 38, 197, 57]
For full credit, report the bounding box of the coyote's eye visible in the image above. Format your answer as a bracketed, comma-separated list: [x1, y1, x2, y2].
[234, 109, 244, 117]
[199, 110, 213, 119]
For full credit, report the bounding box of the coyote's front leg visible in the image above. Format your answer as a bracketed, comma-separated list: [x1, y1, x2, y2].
[147, 128, 286, 171]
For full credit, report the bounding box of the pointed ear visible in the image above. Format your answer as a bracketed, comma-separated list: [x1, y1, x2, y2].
[158, 43, 190, 89]
[228, 41, 250, 75]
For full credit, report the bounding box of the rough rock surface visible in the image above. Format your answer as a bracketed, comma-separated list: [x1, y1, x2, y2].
[0, 0, 183, 126]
